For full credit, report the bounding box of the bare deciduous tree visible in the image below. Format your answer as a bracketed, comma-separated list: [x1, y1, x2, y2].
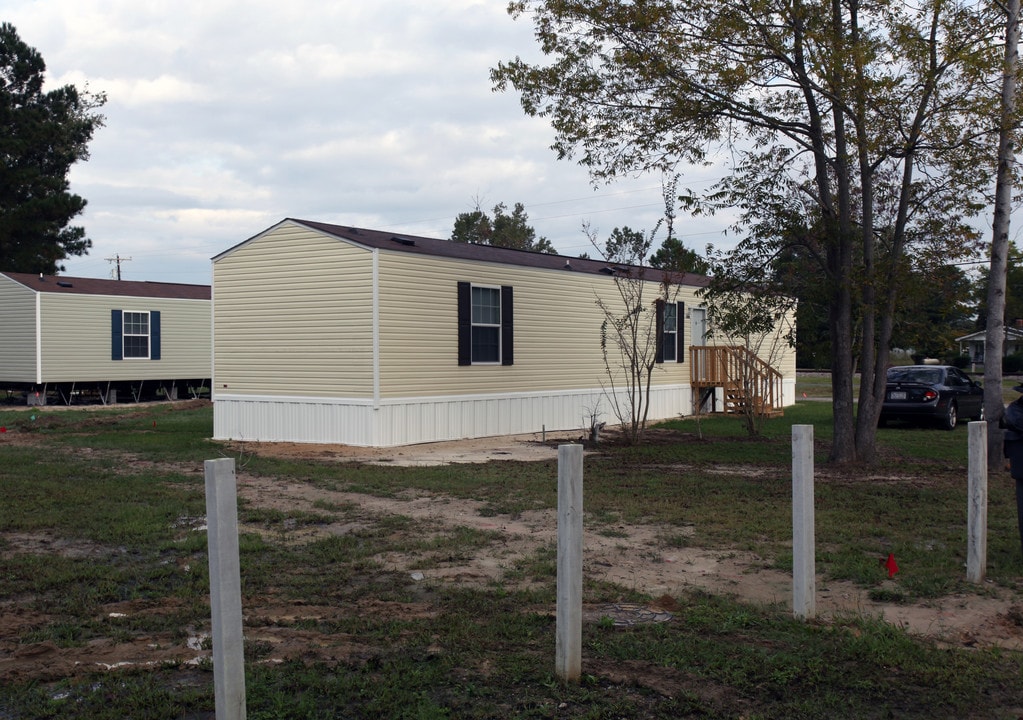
[588, 222, 679, 445]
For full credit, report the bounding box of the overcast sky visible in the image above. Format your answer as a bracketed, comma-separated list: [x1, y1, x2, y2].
[7, 0, 735, 286]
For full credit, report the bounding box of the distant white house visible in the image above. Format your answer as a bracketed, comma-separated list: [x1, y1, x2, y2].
[0, 271, 211, 404]
[210, 218, 798, 447]
[955, 326, 1023, 363]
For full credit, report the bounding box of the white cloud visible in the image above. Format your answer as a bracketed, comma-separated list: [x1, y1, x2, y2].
[5, 0, 733, 285]
[86, 74, 212, 107]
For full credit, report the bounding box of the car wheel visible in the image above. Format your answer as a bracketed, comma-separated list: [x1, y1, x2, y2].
[942, 401, 957, 431]
[878, 415, 888, 428]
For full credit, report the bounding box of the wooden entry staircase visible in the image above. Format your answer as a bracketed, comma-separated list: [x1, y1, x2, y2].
[690, 346, 784, 417]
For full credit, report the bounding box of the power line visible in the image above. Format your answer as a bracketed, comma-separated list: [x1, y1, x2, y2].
[376, 180, 725, 231]
[104, 254, 132, 280]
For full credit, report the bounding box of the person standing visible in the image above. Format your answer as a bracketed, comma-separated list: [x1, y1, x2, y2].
[1001, 384, 1023, 558]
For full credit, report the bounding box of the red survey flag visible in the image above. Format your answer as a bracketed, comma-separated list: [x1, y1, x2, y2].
[884, 553, 899, 578]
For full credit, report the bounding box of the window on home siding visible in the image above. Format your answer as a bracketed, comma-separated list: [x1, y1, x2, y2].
[111, 309, 161, 361]
[655, 300, 684, 364]
[458, 282, 514, 366]
[662, 303, 678, 362]
[123, 311, 151, 358]
[471, 286, 501, 363]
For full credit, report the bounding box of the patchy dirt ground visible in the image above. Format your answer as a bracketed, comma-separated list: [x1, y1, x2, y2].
[226, 444, 1023, 651]
[3, 422, 1023, 685]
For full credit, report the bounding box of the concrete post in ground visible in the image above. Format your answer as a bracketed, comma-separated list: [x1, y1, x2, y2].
[792, 425, 816, 620]
[204, 458, 247, 720]
[967, 421, 988, 584]
[556, 444, 583, 683]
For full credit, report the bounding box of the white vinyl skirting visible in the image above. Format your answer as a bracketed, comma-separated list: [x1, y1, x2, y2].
[213, 380, 796, 448]
[214, 385, 681, 447]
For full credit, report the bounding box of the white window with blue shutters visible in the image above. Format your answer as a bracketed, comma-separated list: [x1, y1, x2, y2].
[111, 309, 161, 361]
[457, 282, 513, 366]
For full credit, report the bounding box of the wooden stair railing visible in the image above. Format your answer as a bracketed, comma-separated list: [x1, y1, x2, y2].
[689, 346, 784, 416]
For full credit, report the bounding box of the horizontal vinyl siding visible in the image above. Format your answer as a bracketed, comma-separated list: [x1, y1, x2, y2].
[0, 276, 39, 382]
[38, 295, 210, 382]
[377, 253, 702, 399]
[213, 225, 374, 397]
[776, 308, 798, 378]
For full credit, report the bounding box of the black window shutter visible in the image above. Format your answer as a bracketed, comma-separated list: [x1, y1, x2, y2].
[654, 299, 665, 364]
[150, 310, 161, 360]
[676, 302, 685, 363]
[111, 310, 123, 361]
[457, 282, 471, 366]
[501, 285, 514, 366]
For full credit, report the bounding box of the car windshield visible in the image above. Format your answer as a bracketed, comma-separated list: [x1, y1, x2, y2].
[887, 367, 943, 385]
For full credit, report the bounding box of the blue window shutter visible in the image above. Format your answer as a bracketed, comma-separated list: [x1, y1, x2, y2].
[654, 300, 665, 364]
[501, 285, 513, 366]
[457, 282, 471, 366]
[111, 310, 123, 360]
[676, 302, 685, 363]
[150, 310, 161, 360]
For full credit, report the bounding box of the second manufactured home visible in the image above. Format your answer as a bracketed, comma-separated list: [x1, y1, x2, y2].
[0, 271, 211, 405]
[212, 219, 795, 447]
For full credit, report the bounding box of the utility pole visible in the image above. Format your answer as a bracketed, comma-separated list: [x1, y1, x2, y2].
[105, 254, 132, 280]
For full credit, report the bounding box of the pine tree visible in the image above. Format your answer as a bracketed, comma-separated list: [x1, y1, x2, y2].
[0, 23, 106, 273]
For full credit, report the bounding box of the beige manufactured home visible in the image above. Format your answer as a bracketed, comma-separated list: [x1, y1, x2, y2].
[212, 219, 796, 447]
[0, 271, 211, 405]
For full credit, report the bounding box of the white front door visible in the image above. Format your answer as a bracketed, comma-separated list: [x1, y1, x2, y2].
[691, 307, 707, 346]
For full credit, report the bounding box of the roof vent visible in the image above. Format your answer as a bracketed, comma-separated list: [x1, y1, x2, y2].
[600, 267, 616, 275]
[391, 236, 416, 247]
[57, 281, 73, 288]
[563, 260, 572, 270]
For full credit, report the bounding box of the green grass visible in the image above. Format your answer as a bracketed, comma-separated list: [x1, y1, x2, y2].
[9, 589, 1022, 719]
[3, 399, 1023, 718]
[0, 400, 221, 462]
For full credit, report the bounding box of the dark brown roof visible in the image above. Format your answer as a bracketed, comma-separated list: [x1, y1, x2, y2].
[218, 218, 710, 287]
[0, 271, 210, 300]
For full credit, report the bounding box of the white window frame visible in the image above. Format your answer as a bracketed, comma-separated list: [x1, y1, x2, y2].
[471, 284, 502, 364]
[122, 310, 151, 360]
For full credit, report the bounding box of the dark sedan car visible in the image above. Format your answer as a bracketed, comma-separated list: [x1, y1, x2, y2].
[879, 365, 984, 430]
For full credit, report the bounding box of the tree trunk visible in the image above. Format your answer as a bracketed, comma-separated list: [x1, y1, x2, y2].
[985, 0, 1019, 469]
[828, 236, 857, 463]
[822, 0, 859, 463]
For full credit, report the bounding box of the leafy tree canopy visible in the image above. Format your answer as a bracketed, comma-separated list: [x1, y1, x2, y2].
[890, 262, 974, 360]
[599, 177, 709, 273]
[975, 242, 1023, 331]
[600, 225, 649, 265]
[0, 22, 105, 274]
[649, 236, 709, 275]
[493, 0, 1002, 463]
[450, 201, 555, 253]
